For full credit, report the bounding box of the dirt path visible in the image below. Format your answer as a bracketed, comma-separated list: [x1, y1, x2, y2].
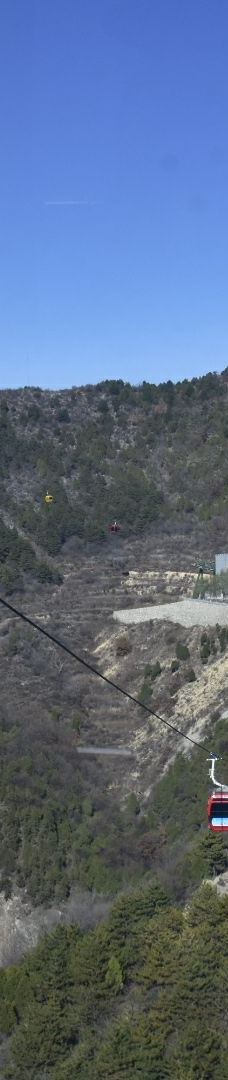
[77, 746, 134, 756]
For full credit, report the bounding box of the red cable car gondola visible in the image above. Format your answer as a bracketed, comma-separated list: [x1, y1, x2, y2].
[207, 756, 228, 832]
[108, 521, 120, 534]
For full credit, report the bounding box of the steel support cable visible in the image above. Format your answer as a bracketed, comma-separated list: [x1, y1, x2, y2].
[0, 594, 209, 754]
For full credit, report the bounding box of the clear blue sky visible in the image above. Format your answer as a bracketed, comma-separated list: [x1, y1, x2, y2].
[1, 0, 228, 389]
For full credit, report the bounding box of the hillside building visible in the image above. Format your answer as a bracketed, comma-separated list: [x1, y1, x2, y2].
[215, 553, 228, 575]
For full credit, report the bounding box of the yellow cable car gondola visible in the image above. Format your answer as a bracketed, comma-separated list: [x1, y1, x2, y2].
[44, 491, 54, 504]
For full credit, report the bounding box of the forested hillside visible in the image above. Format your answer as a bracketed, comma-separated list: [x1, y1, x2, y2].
[0, 369, 228, 584]
[0, 372, 228, 1078]
[1, 881, 228, 1079]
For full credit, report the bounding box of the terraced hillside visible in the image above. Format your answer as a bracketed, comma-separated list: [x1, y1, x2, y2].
[0, 374, 228, 958]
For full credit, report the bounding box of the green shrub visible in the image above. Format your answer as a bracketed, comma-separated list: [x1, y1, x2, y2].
[56, 407, 70, 422]
[72, 714, 81, 733]
[150, 660, 162, 679]
[0, 875, 12, 899]
[8, 628, 20, 655]
[139, 682, 153, 705]
[217, 627, 228, 653]
[200, 642, 211, 661]
[116, 633, 132, 656]
[139, 661, 161, 704]
[105, 955, 124, 993]
[49, 706, 62, 722]
[186, 668, 196, 682]
[171, 659, 179, 673]
[36, 561, 55, 583]
[99, 399, 109, 415]
[27, 403, 41, 422]
[176, 642, 190, 661]
[0, 564, 22, 593]
[200, 832, 228, 876]
[126, 793, 140, 816]
[82, 797, 94, 817]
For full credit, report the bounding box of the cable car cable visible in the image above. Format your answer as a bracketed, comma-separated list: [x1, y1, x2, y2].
[0, 594, 209, 754]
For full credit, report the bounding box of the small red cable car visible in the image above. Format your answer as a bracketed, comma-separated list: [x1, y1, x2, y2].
[207, 756, 228, 832]
[208, 792, 228, 832]
[109, 521, 120, 534]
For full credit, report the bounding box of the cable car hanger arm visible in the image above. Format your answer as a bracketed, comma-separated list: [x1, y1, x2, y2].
[207, 755, 228, 792]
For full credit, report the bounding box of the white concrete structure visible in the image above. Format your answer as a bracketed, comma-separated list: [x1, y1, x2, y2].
[215, 553, 228, 575]
[113, 597, 228, 628]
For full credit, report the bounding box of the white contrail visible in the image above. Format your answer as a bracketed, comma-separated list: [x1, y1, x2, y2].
[45, 199, 96, 206]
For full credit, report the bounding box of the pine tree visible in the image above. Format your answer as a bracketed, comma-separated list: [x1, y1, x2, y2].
[105, 956, 124, 994]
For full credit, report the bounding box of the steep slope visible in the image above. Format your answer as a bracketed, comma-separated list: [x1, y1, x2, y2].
[1, 368, 228, 562]
[0, 373, 228, 943]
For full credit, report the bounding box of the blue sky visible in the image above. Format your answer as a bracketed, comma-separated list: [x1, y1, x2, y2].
[1, 0, 228, 389]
